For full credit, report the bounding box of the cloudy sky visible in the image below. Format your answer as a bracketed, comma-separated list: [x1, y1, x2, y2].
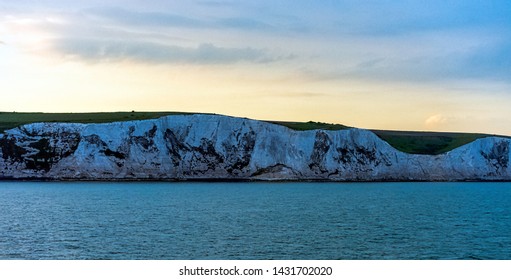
[1, 1, 510, 135]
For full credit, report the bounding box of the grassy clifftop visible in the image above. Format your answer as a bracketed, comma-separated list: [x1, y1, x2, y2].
[0, 112, 190, 133]
[270, 121, 499, 155]
[268, 121, 351, 131]
[0, 112, 503, 155]
[370, 130, 491, 155]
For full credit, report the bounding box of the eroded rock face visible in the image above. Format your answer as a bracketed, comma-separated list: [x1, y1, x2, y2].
[0, 114, 510, 181]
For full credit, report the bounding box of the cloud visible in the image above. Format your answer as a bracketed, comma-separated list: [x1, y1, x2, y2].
[84, 7, 275, 32]
[216, 17, 272, 30]
[460, 40, 511, 79]
[85, 7, 205, 28]
[57, 4, 511, 82]
[425, 114, 448, 129]
[1, 9, 294, 65]
[196, 1, 237, 8]
[55, 40, 281, 64]
[331, 1, 511, 37]
[5, 2, 511, 84]
[297, 27, 511, 84]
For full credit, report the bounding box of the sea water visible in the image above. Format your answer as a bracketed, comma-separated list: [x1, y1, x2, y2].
[0, 181, 509, 259]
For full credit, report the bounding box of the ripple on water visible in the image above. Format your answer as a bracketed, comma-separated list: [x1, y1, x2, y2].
[0, 181, 510, 259]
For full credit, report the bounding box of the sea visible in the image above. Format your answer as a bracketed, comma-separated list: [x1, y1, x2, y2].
[0, 181, 509, 260]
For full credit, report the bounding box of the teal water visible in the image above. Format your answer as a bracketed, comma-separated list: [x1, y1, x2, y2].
[0, 182, 509, 259]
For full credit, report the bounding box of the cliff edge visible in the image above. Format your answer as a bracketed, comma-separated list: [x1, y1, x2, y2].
[0, 114, 509, 181]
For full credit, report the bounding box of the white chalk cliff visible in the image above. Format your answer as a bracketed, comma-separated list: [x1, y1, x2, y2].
[0, 114, 509, 181]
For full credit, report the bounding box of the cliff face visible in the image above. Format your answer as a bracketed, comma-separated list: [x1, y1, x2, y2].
[0, 114, 509, 181]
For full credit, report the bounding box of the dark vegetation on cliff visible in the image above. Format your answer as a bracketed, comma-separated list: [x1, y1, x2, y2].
[0, 112, 504, 155]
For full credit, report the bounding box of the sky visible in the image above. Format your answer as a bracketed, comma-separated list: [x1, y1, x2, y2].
[1, 1, 510, 135]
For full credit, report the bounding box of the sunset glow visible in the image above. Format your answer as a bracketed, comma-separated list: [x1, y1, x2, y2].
[1, 1, 510, 135]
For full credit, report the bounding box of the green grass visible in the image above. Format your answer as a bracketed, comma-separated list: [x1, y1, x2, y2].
[270, 120, 504, 155]
[370, 130, 493, 155]
[268, 121, 351, 131]
[0, 111, 191, 133]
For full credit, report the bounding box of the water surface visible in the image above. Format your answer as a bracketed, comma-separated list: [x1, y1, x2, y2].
[0, 181, 509, 259]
